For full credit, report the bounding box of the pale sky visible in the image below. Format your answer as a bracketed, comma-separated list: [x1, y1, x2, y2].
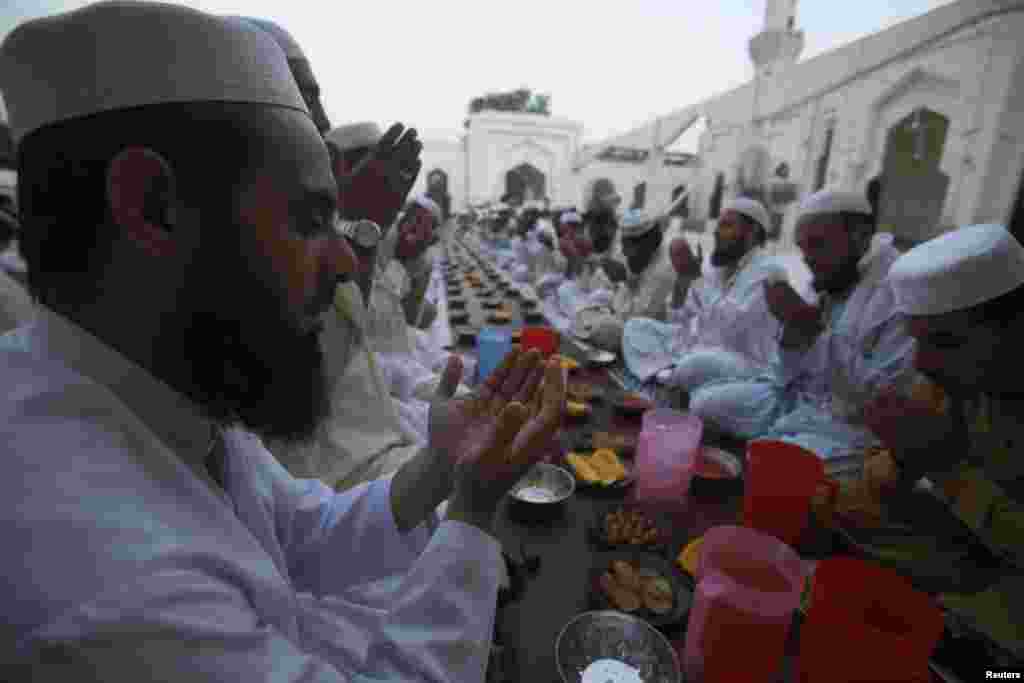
[3, 0, 956, 145]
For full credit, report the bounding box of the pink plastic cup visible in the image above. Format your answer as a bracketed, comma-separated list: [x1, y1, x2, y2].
[684, 525, 804, 682]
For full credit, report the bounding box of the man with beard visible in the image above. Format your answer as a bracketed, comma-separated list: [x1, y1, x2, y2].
[573, 210, 675, 352]
[619, 198, 789, 390]
[689, 190, 914, 476]
[864, 223, 1024, 661]
[0, 3, 564, 680]
[554, 210, 619, 325]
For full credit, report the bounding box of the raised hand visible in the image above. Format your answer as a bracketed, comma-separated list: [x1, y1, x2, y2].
[432, 349, 565, 531]
[764, 280, 821, 329]
[669, 238, 702, 280]
[395, 208, 435, 263]
[339, 122, 423, 228]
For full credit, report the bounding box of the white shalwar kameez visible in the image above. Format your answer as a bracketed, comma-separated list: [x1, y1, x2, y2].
[573, 242, 675, 351]
[690, 234, 916, 473]
[0, 308, 501, 682]
[621, 247, 788, 388]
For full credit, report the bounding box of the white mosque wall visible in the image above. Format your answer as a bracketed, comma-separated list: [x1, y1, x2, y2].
[670, 1, 1024, 249]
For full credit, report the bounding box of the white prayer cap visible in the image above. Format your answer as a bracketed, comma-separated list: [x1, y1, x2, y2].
[796, 189, 873, 224]
[889, 223, 1024, 317]
[239, 17, 307, 60]
[413, 194, 443, 224]
[620, 209, 657, 238]
[560, 211, 582, 225]
[722, 197, 771, 232]
[1, 2, 308, 144]
[325, 122, 383, 152]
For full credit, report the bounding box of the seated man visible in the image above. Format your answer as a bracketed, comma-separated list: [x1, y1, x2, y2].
[865, 222, 1024, 661]
[0, 206, 33, 333]
[690, 190, 915, 475]
[574, 210, 676, 352]
[621, 198, 789, 389]
[0, 3, 563, 680]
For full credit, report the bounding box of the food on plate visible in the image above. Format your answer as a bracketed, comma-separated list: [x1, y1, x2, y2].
[554, 355, 580, 371]
[566, 401, 590, 419]
[642, 576, 674, 614]
[598, 560, 674, 615]
[567, 449, 627, 485]
[676, 536, 703, 576]
[909, 376, 950, 416]
[599, 572, 641, 612]
[611, 559, 643, 594]
[604, 508, 661, 545]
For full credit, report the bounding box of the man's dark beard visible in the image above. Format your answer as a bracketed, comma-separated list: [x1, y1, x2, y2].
[158, 246, 331, 445]
[813, 255, 861, 295]
[711, 239, 747, 267]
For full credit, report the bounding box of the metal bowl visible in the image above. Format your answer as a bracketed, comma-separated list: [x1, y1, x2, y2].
[555, 610, 682, 683]
[509, 464, 575, 521]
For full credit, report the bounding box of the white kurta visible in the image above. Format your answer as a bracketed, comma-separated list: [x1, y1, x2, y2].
[573, 242, 675, 351]
[691, 234, 915, 471]
[621, 248, 788, 384]
[0, 266, 33, 334]
[0, 308, 501, 681]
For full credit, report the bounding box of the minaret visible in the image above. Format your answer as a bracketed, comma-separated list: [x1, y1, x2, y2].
[749, 0, 804, 78]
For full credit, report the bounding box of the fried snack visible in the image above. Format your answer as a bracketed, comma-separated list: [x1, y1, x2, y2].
[642, 575, 674, 614]
[556, 355, 580, 372]
[566, 401, 589, 418]
[909, 376, 950, 416]
[612, 560, 643, 594]
[591, 449, 627, 482]
[863, 448, 899, 499]
[599, 572, 641, 612]
[604, 509, 661, 545]
[567, 453, 598, 482]
[491, 311, 512, 323]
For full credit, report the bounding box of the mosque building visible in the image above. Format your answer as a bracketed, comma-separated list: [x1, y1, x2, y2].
[416, 0, 1024, 251]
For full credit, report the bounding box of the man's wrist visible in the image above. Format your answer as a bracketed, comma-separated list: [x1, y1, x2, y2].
[391, 447, 452, 533]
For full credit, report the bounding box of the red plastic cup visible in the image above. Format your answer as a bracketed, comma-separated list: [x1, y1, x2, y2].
[520, 326, 559, 356]
[743, 440, 825, 548]
[799, 558, 944, 682]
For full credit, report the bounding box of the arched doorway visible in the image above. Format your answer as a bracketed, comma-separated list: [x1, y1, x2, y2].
[504, 163, 546, 205]
[426, 168, 450, 221]
[875, 107, 950, 249]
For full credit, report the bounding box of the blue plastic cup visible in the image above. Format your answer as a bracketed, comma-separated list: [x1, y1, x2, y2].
[477, 326, 513, 384]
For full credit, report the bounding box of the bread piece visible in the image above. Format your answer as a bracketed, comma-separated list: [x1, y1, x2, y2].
[611, 560, 643, 594]
[599, 572, 641, 612]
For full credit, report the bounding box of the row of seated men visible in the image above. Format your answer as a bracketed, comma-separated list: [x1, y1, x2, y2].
[463, 195, 1024, 658]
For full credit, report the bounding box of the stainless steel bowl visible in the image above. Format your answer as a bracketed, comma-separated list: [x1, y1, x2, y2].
[555, 610, 682, 683]
[508, 464, 575, 521]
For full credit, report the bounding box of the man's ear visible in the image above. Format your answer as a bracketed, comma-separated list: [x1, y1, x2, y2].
[106, 147, 178, 258]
